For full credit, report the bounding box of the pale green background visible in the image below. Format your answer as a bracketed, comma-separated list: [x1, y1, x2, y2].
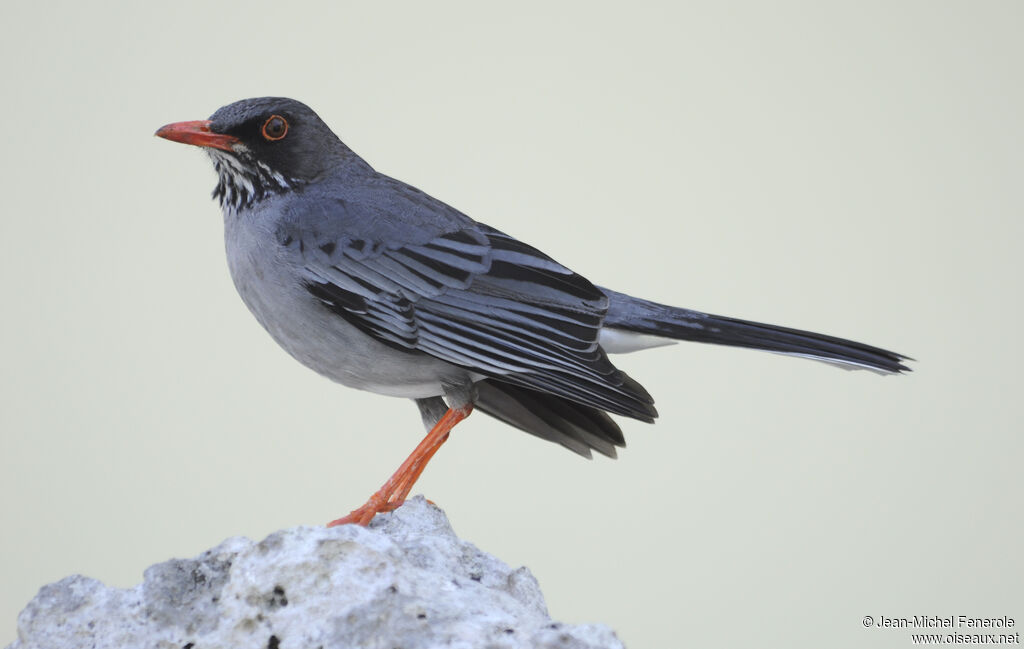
[1, 2, 1021, 648]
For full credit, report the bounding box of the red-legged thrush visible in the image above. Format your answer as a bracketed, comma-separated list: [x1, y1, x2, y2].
[156, 97, 910, 526]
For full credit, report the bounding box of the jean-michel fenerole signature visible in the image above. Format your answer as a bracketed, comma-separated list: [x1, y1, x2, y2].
[875, 615, 1015, 629]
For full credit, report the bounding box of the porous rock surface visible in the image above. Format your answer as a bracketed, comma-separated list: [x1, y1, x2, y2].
[8, 497, 622, 649]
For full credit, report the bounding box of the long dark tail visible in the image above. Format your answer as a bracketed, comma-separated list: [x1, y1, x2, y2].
[476, 290, 908, 459]
[600, 288, 911, 374]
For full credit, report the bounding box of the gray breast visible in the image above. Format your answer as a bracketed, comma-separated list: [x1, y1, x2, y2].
[221, 204, 473, 399]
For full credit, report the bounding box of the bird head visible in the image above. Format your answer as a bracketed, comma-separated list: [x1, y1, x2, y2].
[156, 97, 356, 212]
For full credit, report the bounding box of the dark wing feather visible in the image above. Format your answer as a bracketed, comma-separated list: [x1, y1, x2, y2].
[474, 379, 625, 458]
[292, 217, 656, 421]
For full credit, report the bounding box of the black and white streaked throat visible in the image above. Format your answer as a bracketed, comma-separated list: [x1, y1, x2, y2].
[207, 145, 301, 213]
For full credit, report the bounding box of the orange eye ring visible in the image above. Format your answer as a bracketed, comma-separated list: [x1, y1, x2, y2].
[262, 115, 288, 141]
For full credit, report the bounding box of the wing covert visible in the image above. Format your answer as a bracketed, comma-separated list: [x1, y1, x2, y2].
[291, 217, 656, 420]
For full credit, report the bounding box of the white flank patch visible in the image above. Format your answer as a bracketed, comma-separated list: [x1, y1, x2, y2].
[599, 327, 677, 354]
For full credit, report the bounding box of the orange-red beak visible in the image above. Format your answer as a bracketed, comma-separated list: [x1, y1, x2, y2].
[155, 120, 239, 152]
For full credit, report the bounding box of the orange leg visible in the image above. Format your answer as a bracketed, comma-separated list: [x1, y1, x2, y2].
[327, 405, 472, 527]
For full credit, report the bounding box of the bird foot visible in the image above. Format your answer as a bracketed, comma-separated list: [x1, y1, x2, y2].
[325, 495, 439, 527]
[326, 495, 404, 527]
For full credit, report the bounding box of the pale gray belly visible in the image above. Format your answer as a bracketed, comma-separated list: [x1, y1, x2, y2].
[224, 221, 473, 399]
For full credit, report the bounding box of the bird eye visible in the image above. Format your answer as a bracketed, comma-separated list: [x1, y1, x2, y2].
[262, 115, 288, 141]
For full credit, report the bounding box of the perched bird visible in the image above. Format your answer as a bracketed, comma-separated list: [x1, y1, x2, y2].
[156, 97, 909, 526]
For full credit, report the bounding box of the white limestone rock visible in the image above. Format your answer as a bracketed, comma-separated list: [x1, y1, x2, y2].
[8, 497, 623, 649]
